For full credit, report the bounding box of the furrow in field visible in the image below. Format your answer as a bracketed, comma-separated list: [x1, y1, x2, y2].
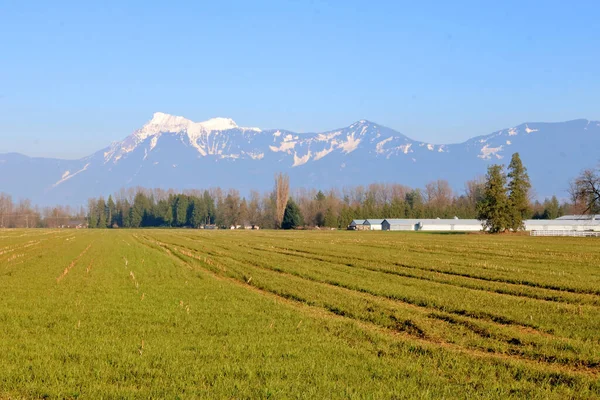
[240, 240, 600, 297]
[166, 232, 598, 302]
[56, 243, 93, 283]
[144, 233, 599, 376]
[230, 242, 600, 307]
[258, 234, 599, 291]
[156, 235, 600, 343]
[1, 233, 85, 276]
[144, 235, 600, 372]
[168, 239, 550, 332]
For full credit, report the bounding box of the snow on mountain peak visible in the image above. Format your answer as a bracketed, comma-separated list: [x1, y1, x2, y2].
[200, 117, 238, 131]
[136, 112, 193, 139]
[102, 113, 265, 163]
[137, 112, 260, 139]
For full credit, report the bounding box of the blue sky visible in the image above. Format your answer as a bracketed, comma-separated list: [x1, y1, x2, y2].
[1, 0, 599, 159]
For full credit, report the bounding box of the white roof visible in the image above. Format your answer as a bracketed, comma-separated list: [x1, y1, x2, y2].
[350, 219, 366, 225]
[363, 219, 385, 225]
[555, 215, 599, 220]
[419, 219, 481, 225]
[383, 219, 422, 225]
[383, 218, 481, 225]
[525, 219, 600, 226]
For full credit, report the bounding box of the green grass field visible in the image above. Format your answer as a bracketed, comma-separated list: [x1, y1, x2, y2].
[0, 229, 599, 399]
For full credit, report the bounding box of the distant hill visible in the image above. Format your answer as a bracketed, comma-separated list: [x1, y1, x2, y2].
[1, 112, 598, 206]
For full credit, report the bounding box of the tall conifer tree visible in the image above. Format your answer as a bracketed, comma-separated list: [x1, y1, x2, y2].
[507, 153, 531, 231]
[477, 165, 510, 233]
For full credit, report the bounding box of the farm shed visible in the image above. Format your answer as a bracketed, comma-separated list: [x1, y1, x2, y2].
[382, 219, 421, 231]
[371, 216, 600, 233]
[348, 220, 366, 230]
[418, 218, 482, 232]
[363, 219, 385, 231]
[524, 219, 600, 232]
[555, 215, 599, 221]
[381, 218, 482, 232]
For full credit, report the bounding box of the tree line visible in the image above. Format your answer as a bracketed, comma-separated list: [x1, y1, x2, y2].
[85, 155, 595, 230]
[2, 155, 597, 230]
[86, 179, 489, 230]
[0, 194, 86, 228]
[477, 153, 531, 232]
[477, 153, 599, 232]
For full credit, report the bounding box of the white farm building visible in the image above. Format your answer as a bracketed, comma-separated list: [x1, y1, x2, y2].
[380, 219, 421, 231]
[555, 214, 599, 221]
[524, 219, 600, 232]
[382, 218, 482, 232]
[363, 219, 385, 230]
[365, 216, 600, 232]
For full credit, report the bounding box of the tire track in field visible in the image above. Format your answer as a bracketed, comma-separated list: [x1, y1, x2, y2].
[332, 238, 595, 269]
[240, 241, 600, 298]
[0, 239, 44, 259]
[139, 233, 600, 378]
[138, 234, 600, 367]
[153, 237, 564, 340]
[2, 235, 84, 278]
[220, 241, 600, 307]
[229, 243, 599, 344]
[190, 241, 547, 329]
[160, 235, 600, 370]
[165, 232, 599, 304]
[162, 235, 596, 340]
[56, 243, 93, 283]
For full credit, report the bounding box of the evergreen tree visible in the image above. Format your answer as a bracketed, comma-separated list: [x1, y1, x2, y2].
[339, 204, 353, 229]
[542, 196, 560, 219]
[477, 164, 510, 233]
[203, 191, 215, 224]
[189, 199, 206, 228]
[507, 153, 531, 231]
[96, 198, 107, 228]
[405, 190, 424, 218]
[119, 200, 131, 228]
[282, 199, 302, 229]
[107, 195, 116, 227]
[130, 193, 149, 228]
[324, 207, 338, 228]
[155, 199, 173, 226]
[87, 199, 97, 228]
[314, 190, 326, 226]
[315, 190, 326, 202]
[390, 197, 406, 218]
[174, 195, 189, 227]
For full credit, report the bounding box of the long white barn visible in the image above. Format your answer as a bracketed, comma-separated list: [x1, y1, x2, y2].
[363, 219, 385, 231]
[524, 219, 600, 232]
[366, 217, 600, 232]
[382, 218, 482, 232]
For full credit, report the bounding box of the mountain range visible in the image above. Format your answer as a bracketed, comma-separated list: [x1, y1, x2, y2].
[1, 112, 599, 206]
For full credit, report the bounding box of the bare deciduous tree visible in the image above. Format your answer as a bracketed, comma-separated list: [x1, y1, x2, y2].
[570, 168, 600, 214]
[247, 190, 261, 226]
[425, 179, 453, 210]
[274, 172, 290, 228]
[465, 177, 486, 209]
[0, 193, 13, 228]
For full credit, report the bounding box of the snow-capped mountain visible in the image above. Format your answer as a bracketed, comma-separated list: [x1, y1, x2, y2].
[1, 113, 599, 206]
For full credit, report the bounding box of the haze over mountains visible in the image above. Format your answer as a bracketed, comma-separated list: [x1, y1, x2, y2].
[1, 113, 598, 206]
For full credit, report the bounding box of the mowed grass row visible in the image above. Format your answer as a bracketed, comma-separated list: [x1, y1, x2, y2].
[193, 230, 599, 294]
[0, 229, 598, 398]
[141, 231, 600, 370]
[149, 231, 600, 338]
